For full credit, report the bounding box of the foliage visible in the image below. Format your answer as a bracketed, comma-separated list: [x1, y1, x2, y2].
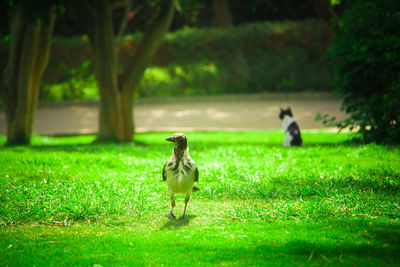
[138, 63, 220, 97]
[0, 0, 61, 28]
[2, 19, 333, 101]
[41, 61, 97, 101]
[325, 0, 400, 144]
[159, 19, 333, 94]
[0, 131, 400, 265]
[228, 0, 317, 23]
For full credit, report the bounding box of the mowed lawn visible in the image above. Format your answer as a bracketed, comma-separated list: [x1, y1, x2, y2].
[1, 131, 400, 266]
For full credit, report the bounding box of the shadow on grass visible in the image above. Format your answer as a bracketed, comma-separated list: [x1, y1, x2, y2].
[183, 219, 400, 265]
[222, 173, 400, 203]
[281, 220, 400, 261]
[1, 218, 399, 266]
[160, 214, 197, 230]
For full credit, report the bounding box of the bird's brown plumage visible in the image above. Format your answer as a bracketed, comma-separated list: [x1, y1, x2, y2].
[163, 133, 199, 219]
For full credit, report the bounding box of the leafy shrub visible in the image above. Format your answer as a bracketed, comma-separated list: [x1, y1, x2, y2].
[324, 0, 400, 144]
[44, 19, 334, 99]
[138, 63, 220, 97]
[41, 61, 98, 101]
[0, 20, 334, 100]
[159, 19, 334, 94]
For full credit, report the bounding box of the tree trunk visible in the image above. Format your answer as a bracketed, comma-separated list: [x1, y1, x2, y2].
[118, 0, 133, 37]
[119, 0, 175, 141]
[87, 0, 124, 142]
[75, 0, 175, 142]
[212, 0, 234, 27]
[2, 6, 55, 145]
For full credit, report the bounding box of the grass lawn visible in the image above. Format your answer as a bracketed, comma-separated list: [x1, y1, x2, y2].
[1, 131, 400, 266]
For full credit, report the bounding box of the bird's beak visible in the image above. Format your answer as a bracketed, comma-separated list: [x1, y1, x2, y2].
[165, 136, 175, 142]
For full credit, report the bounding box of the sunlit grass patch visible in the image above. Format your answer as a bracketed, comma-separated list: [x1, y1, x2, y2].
[1, 131, 399, 265]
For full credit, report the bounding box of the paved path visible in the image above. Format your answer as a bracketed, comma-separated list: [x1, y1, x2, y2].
[0, 93, 347, 135]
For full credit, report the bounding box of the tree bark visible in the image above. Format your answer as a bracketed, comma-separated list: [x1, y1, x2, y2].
[88, 0, 123, 142]
[74, 0, 175, 142]
[118, 0, 133, 37]
[118, 0, 175, 141]
[212, 0, 234, 27]
[2, 6, 55, 145]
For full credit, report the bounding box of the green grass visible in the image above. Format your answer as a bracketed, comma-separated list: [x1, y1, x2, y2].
[1, 131, 400, 266]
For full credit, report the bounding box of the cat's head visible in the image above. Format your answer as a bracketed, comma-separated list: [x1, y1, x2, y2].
[279, 107, 293, 120]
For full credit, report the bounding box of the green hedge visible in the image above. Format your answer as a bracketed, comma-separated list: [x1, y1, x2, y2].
[2, 19, 334, 101]
[140, 19, 334, 97]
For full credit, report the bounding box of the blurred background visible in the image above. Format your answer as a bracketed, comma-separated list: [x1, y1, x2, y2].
[1, 0, 398, 143]
[21, 0, 337, 100]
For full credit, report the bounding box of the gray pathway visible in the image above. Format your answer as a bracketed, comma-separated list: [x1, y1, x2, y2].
[0, 93, 347, 135]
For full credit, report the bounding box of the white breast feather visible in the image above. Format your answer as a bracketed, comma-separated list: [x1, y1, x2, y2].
[165, 155, 195, 195]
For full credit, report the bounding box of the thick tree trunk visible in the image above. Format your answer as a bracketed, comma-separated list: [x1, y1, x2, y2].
[2, 6, 55, 145]
[212, 0, 234, 27]
[87, 0, 124, 142]
[75, 0, 175, 142]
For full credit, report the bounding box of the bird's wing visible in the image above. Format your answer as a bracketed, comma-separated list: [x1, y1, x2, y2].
[162, 161, 167, 181]
[194, 164, 199, 182]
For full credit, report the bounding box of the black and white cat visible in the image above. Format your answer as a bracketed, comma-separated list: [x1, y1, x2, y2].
[279, 107, 303, 147]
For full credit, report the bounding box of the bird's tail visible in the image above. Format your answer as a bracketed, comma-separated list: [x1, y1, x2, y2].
[192, 186, 200, 192]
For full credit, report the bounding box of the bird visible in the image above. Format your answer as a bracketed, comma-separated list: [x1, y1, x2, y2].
[162, 133, 199, 219]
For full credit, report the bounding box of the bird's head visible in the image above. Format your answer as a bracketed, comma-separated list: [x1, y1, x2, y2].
[165, 133, 188, 148]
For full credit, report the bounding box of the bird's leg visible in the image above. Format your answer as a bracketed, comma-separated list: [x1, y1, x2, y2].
[180, 195, 190, 220]
[168, 194, 176, 219]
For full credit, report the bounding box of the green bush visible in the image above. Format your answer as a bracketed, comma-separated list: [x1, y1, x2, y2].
[42, 19, 334, 99]
[160, 19, 333, 94]
[326, 0, 400, 144]
[41, 60, 98, 101]
[0, 19, 334, 101]
[138, 63, 220, 97]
